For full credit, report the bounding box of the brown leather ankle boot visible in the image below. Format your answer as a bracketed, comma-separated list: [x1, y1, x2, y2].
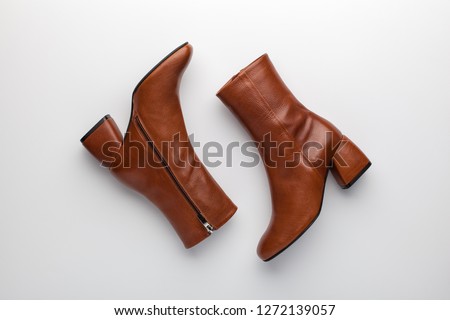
[217, 54, 371, 261]
[81, 43, 237, 249]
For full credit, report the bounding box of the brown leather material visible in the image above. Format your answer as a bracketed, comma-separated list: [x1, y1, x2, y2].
[331, 135, 371, 189]
[217, 54, 371, 261]
[81, 115, 122, 168]
[81, 43, 237, 249]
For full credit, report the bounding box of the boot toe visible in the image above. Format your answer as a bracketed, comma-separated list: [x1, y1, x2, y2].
[257, 232, 289, 261]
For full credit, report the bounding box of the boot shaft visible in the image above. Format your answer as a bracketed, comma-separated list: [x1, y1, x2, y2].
[217, 54, 342, 174]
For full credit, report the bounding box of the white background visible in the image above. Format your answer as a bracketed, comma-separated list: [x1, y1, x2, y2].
[1, 0, 449, 299]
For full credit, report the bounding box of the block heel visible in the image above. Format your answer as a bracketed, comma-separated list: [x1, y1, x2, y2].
[81, 115, 123, 167]
[331, 135, 371, 189]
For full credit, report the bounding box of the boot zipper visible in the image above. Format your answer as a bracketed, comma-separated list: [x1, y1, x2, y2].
[135, 116, 214, 234]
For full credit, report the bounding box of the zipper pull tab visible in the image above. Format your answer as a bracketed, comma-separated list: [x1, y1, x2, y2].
[203, 222, 214, 234]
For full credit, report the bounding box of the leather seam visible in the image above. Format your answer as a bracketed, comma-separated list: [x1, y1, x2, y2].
[241, 72, 323, 180]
